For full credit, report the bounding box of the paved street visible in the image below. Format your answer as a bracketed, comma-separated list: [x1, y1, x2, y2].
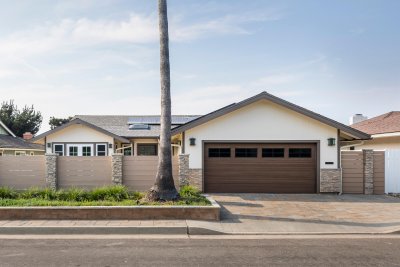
[0, 236, 400, 266]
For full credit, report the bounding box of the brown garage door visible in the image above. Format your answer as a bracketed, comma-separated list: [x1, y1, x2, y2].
[204, 143, 317, 193]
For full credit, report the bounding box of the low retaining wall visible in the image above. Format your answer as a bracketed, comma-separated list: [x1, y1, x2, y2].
[0, 196, 220, 221]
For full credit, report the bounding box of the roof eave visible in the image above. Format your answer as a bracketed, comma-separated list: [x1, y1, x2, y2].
[31, 119, 130, 144]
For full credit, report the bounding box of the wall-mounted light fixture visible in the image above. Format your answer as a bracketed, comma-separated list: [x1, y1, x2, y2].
[189, 137, 196, 146]
[47, 143, 52, 148]
[109, 144, 113, 149]
[327, 138, 336, 146]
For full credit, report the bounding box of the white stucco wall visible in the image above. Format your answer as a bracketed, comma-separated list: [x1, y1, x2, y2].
[45, 124, 114, 154]
[184, 99, 338, 169]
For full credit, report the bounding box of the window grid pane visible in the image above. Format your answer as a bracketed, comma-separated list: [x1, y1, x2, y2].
[82, 146, 91, 156]
[262, 148, 285, 158]
[289, 148, 312, 158]
[235, 148, 258, 158]
[137, 144, 157, 156]
[208, 148, 231, 158]
[97, 145, 106, 156]
[69, 146, 78, 156]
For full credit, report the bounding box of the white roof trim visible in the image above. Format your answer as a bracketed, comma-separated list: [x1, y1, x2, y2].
[0, 120, 16, 137]
[371, 132, 400, 138]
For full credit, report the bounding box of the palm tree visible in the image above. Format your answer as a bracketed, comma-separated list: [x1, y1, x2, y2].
[147, 0, 179, 201]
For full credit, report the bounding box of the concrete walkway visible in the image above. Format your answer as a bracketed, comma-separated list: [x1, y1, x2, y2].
[1, 194, 400, 235]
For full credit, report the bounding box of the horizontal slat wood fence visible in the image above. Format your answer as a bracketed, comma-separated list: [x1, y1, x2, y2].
[122, 156, 179, 191]
[58, 156, 112, 189]
[0, 156, 46, 189]
[341, 151, 385, 194]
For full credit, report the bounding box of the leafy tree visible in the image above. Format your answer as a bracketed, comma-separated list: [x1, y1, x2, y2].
[49, 116, 73, 130]
[0, 100, 42, 136]
[147, 0, 178, 201]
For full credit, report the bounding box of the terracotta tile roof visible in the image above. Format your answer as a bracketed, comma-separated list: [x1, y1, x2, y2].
[351, 111, 400, 135]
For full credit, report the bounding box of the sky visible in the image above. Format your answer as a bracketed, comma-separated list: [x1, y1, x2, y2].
[0, 0, 399, 133]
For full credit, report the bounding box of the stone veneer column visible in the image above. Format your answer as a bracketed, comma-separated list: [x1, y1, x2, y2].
[45, 153, 58, 190]
[189, 169, 203, 191]
[112, 153, 123, 185]
[363, 149, 374, 195]
[320, 169, 342, 193]
[178, 154, 189, 186]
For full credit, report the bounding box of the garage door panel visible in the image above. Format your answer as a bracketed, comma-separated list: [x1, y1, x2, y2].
[204, 143, 317, 193]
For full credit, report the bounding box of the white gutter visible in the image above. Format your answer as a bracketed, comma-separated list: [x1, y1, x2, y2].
[371, 132, 400, 138]
[340, 141, 364, 149]
[0, 148, 45, 151]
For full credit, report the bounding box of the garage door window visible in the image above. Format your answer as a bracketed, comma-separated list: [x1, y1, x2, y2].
[209, 148, 231, 157]
[235, 148, 257, 158]
[262, 148, 284, 158]
[289, 148, 311, 158]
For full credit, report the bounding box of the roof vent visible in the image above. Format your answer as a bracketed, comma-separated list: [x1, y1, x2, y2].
[129, 124, 150, 130]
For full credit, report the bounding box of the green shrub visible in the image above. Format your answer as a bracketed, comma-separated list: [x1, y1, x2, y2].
[21, 187, 58, 200]
[89, 185, 129, 201]
[179, 185, 202, 198]
[56, 188, 90, 202]
[179, 185, 210, 205]
[0, 187, 18, 199]
[129, 191, 144, 201]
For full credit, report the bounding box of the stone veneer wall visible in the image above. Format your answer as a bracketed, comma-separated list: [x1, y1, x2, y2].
[320, 169, 342, 193]
[178, 154, 203, 191]
[188, 169, 203, 191]
[111, 153, 123, 185]
[178, 154, 190, 186]
[45, 153, 58, 190]
[363, 149, 374, 195]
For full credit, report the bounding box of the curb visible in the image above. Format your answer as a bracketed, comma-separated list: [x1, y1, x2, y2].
[0, 226, 399, 235]
[0, 226, 189, 235]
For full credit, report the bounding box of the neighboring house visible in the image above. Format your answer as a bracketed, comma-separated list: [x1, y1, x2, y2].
[31, 115, 200, 157]
[347, 111, 400, 150]
[31, 92, 370, 194]
[0, 120, 45, 156]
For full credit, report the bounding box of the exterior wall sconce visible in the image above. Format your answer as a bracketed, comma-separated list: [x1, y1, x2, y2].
[327, 138, 336, 146]
[109, 144, 113, 149]
[189, 137, 196, 146]
[47, 143, 52, 148]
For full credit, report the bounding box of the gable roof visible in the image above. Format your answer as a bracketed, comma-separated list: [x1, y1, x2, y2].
[31, 115, 201, 142]
[31, 118, 131, 143]
[351, 111, 400, 135]
[0, 135, 44, 150]
[0, 120, 16, 137]
[171, 91, 370, 140]
[75, 115, 200, 138]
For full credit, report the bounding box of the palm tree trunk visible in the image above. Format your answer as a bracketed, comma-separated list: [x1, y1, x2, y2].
[147, 0, 178, 201]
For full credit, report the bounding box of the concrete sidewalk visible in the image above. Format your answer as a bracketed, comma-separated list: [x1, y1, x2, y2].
[1, 194, 400, 235]
[0, 218, 399, 235]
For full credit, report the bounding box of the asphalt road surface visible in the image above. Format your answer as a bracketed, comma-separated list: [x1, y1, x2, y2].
[0, 236, 400, 266]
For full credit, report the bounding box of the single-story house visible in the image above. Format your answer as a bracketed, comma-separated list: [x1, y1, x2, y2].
[0, 120, 45, 156]
[346, 111, 400, 150]
[32, 92, 370, 193]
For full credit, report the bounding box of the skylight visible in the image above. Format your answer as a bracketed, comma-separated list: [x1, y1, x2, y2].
[129, 124, 150, 130]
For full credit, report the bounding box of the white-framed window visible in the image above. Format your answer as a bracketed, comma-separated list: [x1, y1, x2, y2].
[67, 144, 94, 156]
[96, 144, 107, 156]
[53, 144, 64, 156]
[15, 151, 26, 156]
[68, 146, 78, 156]
[82, 146, 91, 157]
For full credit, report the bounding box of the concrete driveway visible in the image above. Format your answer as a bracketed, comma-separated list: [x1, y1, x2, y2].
[188, 194, 400, 234]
